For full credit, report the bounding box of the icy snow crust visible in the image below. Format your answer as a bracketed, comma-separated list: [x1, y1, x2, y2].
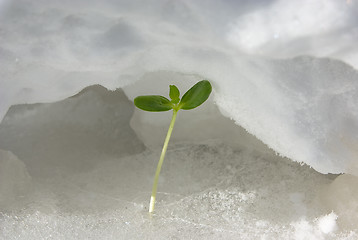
[0, 140, 351, 239]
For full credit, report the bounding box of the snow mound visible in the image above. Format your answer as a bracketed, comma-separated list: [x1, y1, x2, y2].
[0, 85, 145, 176]
[215, 56, 358, 174]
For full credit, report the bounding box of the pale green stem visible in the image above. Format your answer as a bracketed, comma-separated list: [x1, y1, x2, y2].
[149, 109, 178, 213]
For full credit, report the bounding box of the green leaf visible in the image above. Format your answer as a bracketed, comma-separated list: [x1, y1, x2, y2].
[134, 95, 173, 112]
[179, 80, 212, 110]
[169, 85, 180, 104]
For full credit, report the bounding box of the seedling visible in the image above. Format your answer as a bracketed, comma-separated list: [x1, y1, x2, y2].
[134, 80, 212, 213]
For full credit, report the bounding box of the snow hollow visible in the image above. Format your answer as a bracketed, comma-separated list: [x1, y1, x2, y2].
[0, 0, 358, 239]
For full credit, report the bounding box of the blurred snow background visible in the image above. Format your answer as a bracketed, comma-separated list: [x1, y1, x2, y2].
[0, 0, 358, 239]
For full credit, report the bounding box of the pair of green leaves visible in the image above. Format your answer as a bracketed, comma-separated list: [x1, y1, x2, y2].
[134, 80, 212, 112]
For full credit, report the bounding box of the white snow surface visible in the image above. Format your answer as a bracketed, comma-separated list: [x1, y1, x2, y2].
[0, 0, 358, 174]
[0, 77, 357, 239]
[0, 139, 354, 239]
[1, 0, 358, 239]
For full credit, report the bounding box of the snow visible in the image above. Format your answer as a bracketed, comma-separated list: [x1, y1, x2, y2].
[0, 0, 358, 238]
[0, 83, 357, 239]
[320, 174, 358, 230]
[1, 0, 358, 174]
[0, 138, 352, 239]
[0, 150, 32, 209]
[318, 212, 338, 234]
[0, 85, 145, 176]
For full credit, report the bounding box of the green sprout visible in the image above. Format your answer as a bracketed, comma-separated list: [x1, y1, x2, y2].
[134, 80, 212, 213]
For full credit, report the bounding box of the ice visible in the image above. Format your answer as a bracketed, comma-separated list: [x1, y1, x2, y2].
[1, 0, 358, 238]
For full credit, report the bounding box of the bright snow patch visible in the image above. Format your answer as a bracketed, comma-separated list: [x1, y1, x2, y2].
[318, 212, 338, 234]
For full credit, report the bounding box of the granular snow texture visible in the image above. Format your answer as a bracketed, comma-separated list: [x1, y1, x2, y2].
[0, 141, 354, 239]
